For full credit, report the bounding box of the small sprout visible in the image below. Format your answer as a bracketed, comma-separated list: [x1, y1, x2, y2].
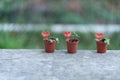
[41, 32, 59, 43]
[56, 38, 59, 41]
[95, 33, 110, 45]
[73, 32, 80, 37]
[104, 39, 110, 45]
[56, 38, 59, 43]
[63, 32, 80, 41]
[49, 39, 53, 43]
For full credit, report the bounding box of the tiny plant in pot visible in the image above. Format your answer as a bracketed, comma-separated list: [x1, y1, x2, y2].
[64, 32, 79, 54]
[41, 32, 59, 53]
[95, 33, 110, 53]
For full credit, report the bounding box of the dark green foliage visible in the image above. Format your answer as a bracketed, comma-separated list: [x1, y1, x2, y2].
[0, 0, 120, 24]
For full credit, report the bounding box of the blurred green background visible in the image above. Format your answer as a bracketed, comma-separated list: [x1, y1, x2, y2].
[0, 31, 119, 50]
[0, 0, 120, 49]
[0, 0, 120, 24]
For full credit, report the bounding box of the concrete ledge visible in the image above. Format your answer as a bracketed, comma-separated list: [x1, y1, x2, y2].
[0, 49, 120, 80]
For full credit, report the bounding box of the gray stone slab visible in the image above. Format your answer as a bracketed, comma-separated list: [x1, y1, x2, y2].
[0, 49, 120, 80]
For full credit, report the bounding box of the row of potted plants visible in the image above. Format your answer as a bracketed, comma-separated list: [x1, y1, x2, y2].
[41, 31, 110, 54]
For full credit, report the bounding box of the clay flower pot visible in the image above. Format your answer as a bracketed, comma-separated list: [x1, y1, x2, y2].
[96, 41, 108, 53]
[41, 32, 58, 53]
[44, 38, 56, 53]
[67, 39, 79, 53]
[95, 33, 110, 53]
[64, 31, 79, 54]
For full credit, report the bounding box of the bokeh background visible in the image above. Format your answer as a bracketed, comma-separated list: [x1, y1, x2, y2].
[0, 0, 120, 49]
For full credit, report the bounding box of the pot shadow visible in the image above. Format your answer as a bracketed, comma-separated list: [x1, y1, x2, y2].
[92, 50, 99, 54]
[59, 50, 68, 54]
[60, 50, 77, 55]
[41, 50, 47, 54]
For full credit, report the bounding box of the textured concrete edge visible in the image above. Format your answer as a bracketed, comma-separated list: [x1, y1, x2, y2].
[0, 49, 119, 52]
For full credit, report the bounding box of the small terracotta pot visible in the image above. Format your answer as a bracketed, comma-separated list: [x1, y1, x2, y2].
[67, 39, 79, 54]
[96, 41, 108, 53]
[44, 39, 56, 53]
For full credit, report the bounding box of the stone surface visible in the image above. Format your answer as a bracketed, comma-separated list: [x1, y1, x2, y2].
[0, 49, 120, 80]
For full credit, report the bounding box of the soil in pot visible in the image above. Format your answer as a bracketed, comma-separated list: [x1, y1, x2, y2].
[44, 38, 56, 53]
[67, 38, 79, 53]
[96, 41, 108, 53]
